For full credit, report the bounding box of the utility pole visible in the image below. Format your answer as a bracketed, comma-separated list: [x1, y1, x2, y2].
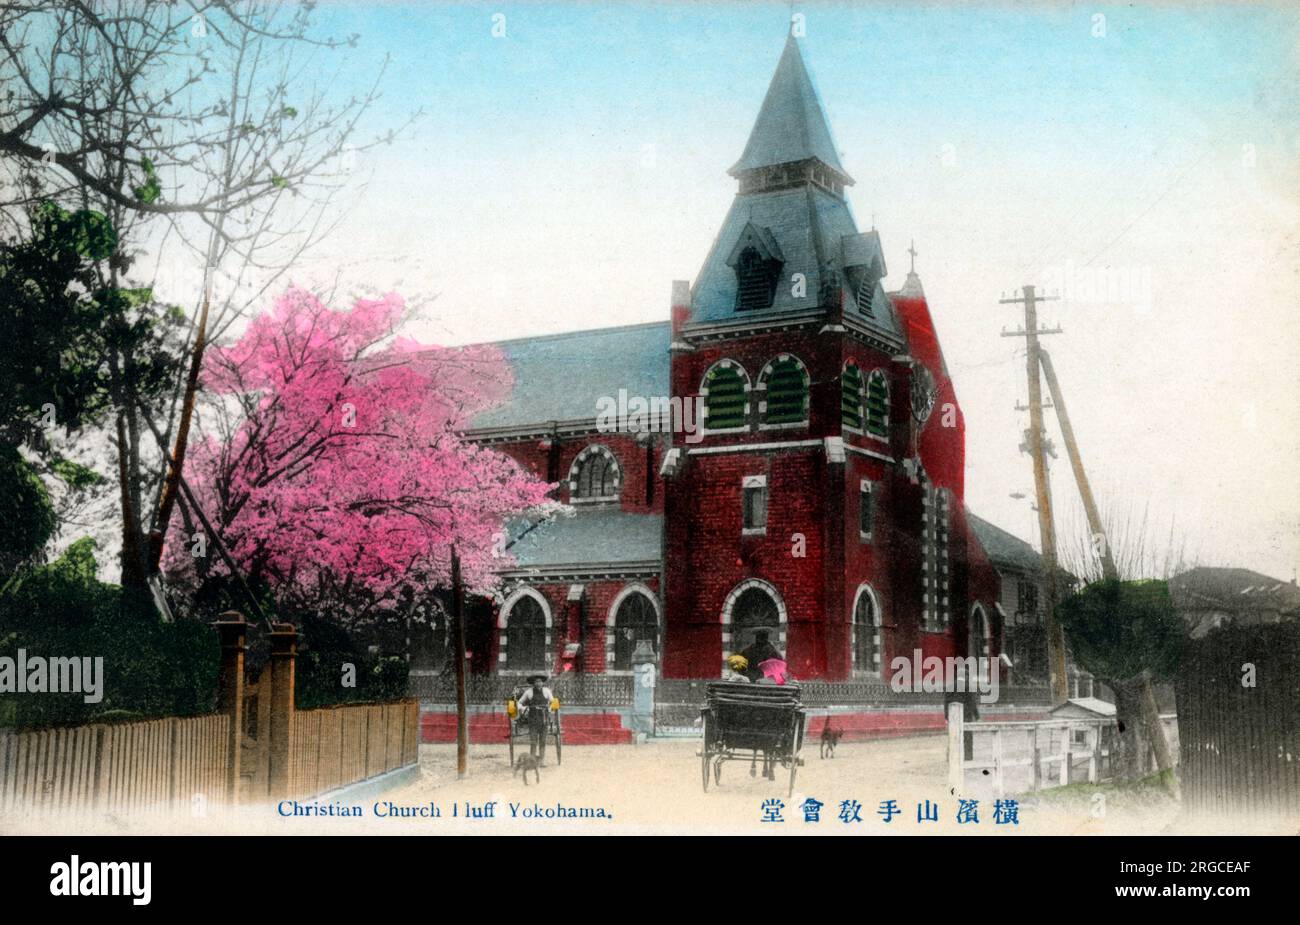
[450, 545, 468, 779]
[1039, 349, 1117, 581]
[1000, 285, 1068, 705]
[1037, 348, 1176, 789]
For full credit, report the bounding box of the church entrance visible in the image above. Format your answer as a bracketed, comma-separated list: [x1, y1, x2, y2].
[729, 585, 782, 657]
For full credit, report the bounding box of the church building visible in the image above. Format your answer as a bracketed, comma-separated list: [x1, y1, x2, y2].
[457, 35, 1004, 683]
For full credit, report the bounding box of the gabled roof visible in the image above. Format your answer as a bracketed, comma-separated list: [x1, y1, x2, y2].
[730, 35, 850, 181]
[1051, 697, 1116, 718]
[967, 512, 1043, 573]
[468, 322, 670, 431]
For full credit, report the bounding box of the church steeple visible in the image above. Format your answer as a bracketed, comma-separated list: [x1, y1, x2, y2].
[729, 35, 853, 196]
[688, 33, 897, 330]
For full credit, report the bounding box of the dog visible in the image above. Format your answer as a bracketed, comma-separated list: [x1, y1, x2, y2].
[515, 753, 541, 785]
[820, 721, 843, 759]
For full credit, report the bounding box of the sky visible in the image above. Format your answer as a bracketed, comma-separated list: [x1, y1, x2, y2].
[254, 0, 1299, 580]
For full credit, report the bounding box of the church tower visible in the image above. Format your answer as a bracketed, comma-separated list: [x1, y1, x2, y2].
[660, 34, 999, 681]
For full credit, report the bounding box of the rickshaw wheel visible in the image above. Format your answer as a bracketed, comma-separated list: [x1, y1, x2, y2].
[701, 714, 714, 792]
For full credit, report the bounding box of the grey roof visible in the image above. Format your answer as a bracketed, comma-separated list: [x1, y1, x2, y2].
[1169, 567, 1300, 615]
[967, 512, 1043, 573]
[504, 510, 662, 570]
[469, 322, 670, 431]
[730, 35, 849, 180]
[1051, 697, 1116, 718]
[688, 185, 902, 334]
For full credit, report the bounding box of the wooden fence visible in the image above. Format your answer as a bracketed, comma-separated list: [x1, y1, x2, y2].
[0, 714, 229, 817]
[1175, 623, 1300, 816]
[946, 703, 1179, 797]
[1, 618, 423, 817]
[289, 700, 419, 798]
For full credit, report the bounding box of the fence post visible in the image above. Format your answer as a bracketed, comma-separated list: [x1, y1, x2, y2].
[267, 623, 298, 802]
[214, 612, 247, 804]
[946, 702, 964, 794]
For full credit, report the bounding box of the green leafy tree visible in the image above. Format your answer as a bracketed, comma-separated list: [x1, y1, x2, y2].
[0, 203, 187, 585]
[0, 538, 218, 729]
[1057, 578, 1184, 790]
[0, 446, 56, 583]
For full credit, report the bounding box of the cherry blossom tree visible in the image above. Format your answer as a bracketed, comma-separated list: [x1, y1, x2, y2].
[164, 287, 556, 626]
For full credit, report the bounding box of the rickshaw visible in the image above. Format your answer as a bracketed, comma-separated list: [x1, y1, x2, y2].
[699, 680, 805, 796]
[505, 684, 563, 766]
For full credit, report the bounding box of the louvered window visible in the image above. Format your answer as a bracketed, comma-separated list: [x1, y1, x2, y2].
[865, 369, 889, 438]
[855, 274, 876, 316]
[841, 363, 863, 430]
[734, 246, 781, 311]
[760, 356, 808, 426]
[703, 363, 748, 431]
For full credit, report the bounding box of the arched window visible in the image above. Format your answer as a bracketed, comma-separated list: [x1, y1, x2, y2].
[865, 369, 889, 438]
[701, 361, 749, 432]
[731, 587, 781, 655]
[758, 354, 809, 427]
[734, 246, 781, 311]
[841, 362, 864, 431]
[853, 586, 882, 675]
[569, 445, 620, 501]
[503, 593, 548, 670]
[610, 588, 660, 671]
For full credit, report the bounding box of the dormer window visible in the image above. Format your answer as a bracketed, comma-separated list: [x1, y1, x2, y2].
[854, 273, 876, 316]
[735, 247, 781, 311]
[727, 222, 784, 313]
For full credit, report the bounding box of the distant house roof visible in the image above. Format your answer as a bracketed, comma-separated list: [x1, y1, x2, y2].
[967, 512, 1042, 573]
[468, 322, 671, 432]
[1170, 568, 1300, 638]
[502, 509, 662, 573]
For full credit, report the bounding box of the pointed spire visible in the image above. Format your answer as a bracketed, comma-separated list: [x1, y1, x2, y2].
[729, 35, 852, 184]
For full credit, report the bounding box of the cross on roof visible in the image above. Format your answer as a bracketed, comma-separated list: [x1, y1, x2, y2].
[908, 239, 918, 273]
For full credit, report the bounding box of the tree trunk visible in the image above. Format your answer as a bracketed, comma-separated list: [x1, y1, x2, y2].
[149, 295, 210, 574]
[116, 414, 146, 591]
[1109, 678, 1144, 781]
[451, 546, 468, 779]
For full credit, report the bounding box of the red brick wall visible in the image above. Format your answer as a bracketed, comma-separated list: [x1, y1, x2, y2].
[490, 577, 661, 675]
[487, 432, 663, 514]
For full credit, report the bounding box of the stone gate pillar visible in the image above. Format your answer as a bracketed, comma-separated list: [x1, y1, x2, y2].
[214, 612, 247, 804]
[267, 623, 298, 801]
